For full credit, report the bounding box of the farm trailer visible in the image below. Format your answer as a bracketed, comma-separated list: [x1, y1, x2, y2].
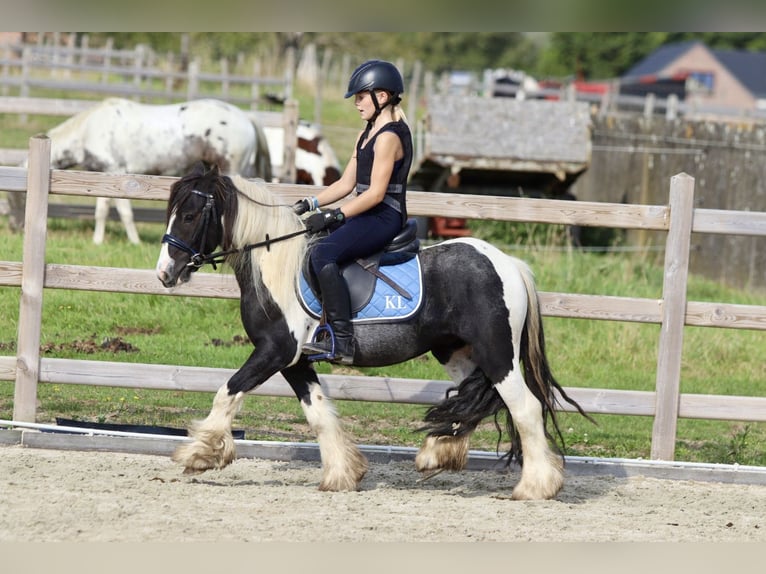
[409, 95, 593, 238]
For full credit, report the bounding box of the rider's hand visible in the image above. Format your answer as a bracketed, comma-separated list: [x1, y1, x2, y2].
[292, 197, 316, 216]
[305, 208, 345, 234]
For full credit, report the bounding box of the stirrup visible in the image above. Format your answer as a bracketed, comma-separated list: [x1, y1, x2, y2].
[304, 323, 338, 362]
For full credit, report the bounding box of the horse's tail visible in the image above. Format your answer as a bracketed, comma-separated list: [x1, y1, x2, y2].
[516, 260, 595, 452]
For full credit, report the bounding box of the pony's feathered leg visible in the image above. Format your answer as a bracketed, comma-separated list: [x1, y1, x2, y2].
[415, 346, 475, 473]
[114, 198, 141, 244]
[494, 362, 564, 500]
[299, 381, 368, 491]
[495, 261, 566, 500]
[172, 384, 244, 474]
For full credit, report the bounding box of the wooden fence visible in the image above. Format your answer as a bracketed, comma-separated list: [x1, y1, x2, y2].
[0, 39, 292, 108]
[1, 137, 766, 461]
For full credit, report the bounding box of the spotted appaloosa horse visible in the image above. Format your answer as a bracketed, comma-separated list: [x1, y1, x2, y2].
[44, 97, 271, 245]
[155, 165, 591, 500]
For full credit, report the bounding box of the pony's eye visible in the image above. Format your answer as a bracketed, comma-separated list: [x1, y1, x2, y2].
[183, 213, 196, 223]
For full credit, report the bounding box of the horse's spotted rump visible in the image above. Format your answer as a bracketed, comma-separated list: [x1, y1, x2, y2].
[44, 97, 271, 244]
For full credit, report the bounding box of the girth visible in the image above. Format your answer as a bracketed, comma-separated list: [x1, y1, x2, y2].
[303, 219, 421, 314]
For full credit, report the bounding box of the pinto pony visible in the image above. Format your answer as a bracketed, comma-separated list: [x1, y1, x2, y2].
[261, 120, 342, 186]
[155, 165, 590, 500]
[45, 97, 271, 244]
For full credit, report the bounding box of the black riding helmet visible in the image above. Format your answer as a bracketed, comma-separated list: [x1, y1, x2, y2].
[345, 60, 404, 122]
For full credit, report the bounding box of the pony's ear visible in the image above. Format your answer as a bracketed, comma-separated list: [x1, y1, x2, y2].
[190, 161, 207, 176]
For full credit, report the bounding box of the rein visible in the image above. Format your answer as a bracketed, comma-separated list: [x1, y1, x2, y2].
[161, 188, 307, 270]
[190, 228, 308, 269]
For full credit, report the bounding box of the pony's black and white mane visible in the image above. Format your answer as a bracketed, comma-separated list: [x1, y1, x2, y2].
[168, 167, 308, 312]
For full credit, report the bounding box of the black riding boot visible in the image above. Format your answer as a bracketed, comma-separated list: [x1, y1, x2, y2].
[302, 263, 355, 364]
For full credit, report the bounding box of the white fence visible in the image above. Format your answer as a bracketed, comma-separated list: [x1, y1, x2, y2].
[1, 137, 766, 461]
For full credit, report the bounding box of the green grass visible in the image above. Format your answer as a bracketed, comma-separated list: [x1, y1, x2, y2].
[1, 213, 765, 466]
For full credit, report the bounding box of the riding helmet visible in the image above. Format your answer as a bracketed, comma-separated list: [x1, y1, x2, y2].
[345, 60, 404, 98]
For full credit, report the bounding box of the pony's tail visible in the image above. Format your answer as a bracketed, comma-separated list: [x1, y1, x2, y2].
[517, 264, 595, 453]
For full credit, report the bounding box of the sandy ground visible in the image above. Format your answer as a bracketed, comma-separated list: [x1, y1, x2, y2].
[1, 445, 765, 543]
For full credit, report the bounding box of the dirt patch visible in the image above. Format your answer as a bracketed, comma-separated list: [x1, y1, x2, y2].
[40, 336, 139, 354]
[207, 334, 251, 347]
[1, 445, 764, 542]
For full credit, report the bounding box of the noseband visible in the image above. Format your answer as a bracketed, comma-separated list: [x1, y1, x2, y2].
[162, 189, 220, 269]
[161, 187, 308, 270]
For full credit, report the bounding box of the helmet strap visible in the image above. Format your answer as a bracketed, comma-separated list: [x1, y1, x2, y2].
[368, 89, 396, 125]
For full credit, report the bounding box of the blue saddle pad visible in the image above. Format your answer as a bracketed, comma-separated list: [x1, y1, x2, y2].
[298, 256, 424, 324]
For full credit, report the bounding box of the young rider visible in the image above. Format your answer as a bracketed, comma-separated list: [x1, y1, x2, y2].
[293, 59, 413, 364]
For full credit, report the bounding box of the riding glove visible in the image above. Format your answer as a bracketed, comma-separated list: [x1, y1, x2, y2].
[292, 196, 318, 216]
[305, 208, 345, 233]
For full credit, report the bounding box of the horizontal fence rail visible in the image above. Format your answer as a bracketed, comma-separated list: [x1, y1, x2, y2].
[1, 138, 766, 461]
[1, 42, 292, 108]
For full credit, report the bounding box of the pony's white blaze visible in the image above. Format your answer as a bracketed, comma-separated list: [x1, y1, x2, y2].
[155, 213, 177, 285]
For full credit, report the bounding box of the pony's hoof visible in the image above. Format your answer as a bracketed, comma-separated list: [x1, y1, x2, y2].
[415, 434, 469, 472]
[511, 480, 563, 501]
[318, 447, 368, 491]
[318, 477, 361, 492]
[511, 451, 564, 500]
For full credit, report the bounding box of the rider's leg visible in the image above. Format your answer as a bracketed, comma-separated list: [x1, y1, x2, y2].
[302, 262, 355, 364]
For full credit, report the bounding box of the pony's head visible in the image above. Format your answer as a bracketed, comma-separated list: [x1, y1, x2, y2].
[156, 162, 236, 288]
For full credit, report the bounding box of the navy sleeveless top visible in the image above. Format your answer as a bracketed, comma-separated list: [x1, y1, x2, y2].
[355, 120, 413, 224]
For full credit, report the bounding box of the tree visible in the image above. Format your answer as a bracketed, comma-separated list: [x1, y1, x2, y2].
[541, 33, 669, 80]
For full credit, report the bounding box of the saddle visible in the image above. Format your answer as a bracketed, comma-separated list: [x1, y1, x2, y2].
[300, 219, 422, 318]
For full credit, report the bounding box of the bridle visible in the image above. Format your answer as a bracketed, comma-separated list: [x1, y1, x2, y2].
[161, 188, 308, 270]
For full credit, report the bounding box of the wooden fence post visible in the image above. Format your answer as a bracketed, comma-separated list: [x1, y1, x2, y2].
[101, 37, 112, 84]
[220, 57, 230, 99]
[13, 135, 51, 422]
[20, 46, 30, 123]
[407, 60, 422, 123]
[187, 58, 199, 100]
[650, 172, 695, 460]
[281, 98, 299, 183]
[251, 59, 262, 109]
[132, 44, 144, 100]
[284, 47, 295, 100]
[1, 44, 10, 96]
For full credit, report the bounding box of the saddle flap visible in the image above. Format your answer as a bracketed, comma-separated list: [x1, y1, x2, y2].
[343, 259, 378, 313]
